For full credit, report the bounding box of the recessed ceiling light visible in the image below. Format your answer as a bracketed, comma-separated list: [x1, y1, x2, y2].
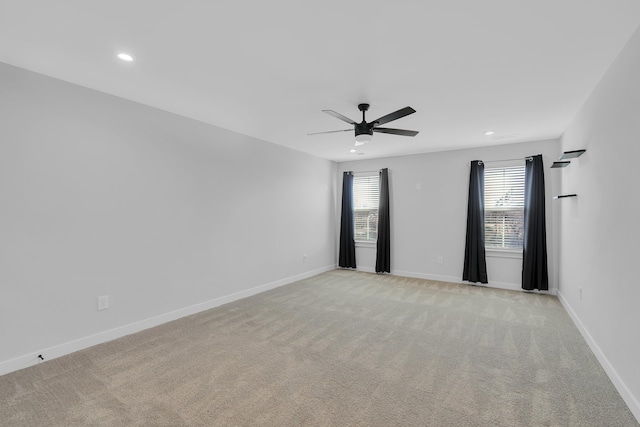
[117, 52, 134, 62]
[349, 149, 357, 153]
[484, 130, 495, 136]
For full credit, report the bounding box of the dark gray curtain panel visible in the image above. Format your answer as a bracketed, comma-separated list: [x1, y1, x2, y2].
[339, 171, 356, 268]
[375, 168, 391, 273]
[463, 161, 488, 283]
[522, 155, 549, 290]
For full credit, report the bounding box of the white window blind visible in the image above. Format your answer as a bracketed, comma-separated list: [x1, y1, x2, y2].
[484, 166, 525, 249]
[353, 175, 379, 242]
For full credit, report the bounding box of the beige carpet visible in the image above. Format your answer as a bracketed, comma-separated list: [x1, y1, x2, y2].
[1, 270, 637, 426]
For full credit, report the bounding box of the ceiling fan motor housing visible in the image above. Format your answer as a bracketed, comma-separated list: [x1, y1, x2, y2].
[355, 122, 374, 137]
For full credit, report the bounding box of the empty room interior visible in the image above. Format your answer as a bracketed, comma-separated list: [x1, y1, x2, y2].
[1, 1, 639, 425]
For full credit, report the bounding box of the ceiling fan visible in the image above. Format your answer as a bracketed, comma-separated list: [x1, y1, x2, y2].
[309, 103, 419, 146]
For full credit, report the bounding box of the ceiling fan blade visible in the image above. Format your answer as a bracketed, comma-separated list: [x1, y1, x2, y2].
[307, 129, 353, 136]
[371, 107, 416, 126]
[322, 110, 357, 125]
[373, 127, 419, 137]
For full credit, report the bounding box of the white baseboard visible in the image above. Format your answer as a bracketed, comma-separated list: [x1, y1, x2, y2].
[393, 269, 519, 291]
[0, 265, 336, 377]
[557, 290, 640, 422]
[362, 268, 557, 295]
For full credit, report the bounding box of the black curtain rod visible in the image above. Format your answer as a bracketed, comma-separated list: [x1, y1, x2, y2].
[347, 170, 384, 174]
[478, 156, 533, 165]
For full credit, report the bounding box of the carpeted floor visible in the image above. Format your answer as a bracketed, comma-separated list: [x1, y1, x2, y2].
[1, 270, 637, 426]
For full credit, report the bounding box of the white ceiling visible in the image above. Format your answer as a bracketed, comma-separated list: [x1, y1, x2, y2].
[1, 1, 639, 162]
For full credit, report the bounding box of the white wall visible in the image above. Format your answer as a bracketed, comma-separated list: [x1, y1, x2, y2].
[558, 25, 640, 420]
[0, 63, 337, 374]
[338, 139, 561, 292]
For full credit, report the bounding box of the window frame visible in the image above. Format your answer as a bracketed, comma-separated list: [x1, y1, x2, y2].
[352, 173, 380, 245]
[483, 161, 525, 256]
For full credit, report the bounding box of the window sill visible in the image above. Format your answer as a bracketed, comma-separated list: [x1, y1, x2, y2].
[486, 248, 522, 259]
[355, 241, 377, 248]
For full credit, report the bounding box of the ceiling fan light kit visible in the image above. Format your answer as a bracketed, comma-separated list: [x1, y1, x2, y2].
[310, 103, 419, 146]
[354, 134, 372, 146]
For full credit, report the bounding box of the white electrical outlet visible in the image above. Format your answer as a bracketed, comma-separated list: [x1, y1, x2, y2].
[578, 288, 583, 301]
[303, 254, 308, 262]
[437, 256, 443, 265]
[97, 295, 109, 311]
[416, 183, 422, 191]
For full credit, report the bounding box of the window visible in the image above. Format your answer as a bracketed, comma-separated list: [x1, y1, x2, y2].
[353, 174, 379, 242]
[484, 165, 525, 249]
